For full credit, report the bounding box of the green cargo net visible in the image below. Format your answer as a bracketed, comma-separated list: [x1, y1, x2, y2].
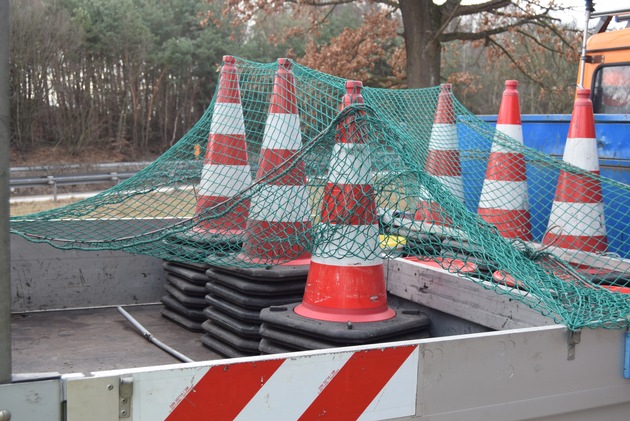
[10, 57, 630, 330]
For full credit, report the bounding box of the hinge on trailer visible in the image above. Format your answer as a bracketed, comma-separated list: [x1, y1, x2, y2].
[567, 329, 582, 360]
[119, 376, 133, 418]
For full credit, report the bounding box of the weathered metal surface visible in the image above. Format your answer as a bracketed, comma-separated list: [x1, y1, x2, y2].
[11, 305, 219, 374]
[10, 234, 166, 312]
[71, 344, 421, 421]
[66, 375, 119, 421]
[0, 379, 61, 421]
[59, 325, 630, 421]
[385, 258, 552, 331]
[3, 240, 630, 420]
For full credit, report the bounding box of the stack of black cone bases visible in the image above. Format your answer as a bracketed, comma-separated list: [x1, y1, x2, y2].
[200, 264, 308, 358]
[160, 261, 210, 332]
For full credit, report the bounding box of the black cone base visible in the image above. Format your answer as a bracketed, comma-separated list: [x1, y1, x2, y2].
[200, 334, 251, 359]
[209, 262, 310, 282]
[160, 240, 209, 262]
[201, 321, 260, 356]
[160, 308, 204, 332]
[258, 303, 430, 353]
[161, 295, 206, 321]
[164, 283, 207, 307]
[201, 266, 308, 357]
[204, 294, 261, 322]
[169, 228, 243, 249]
[161, 261, 211, 333]
[203, 306, 261, 338]
[207, 270, 306, 295]
[163, 262, 211, 285]
[166, 273, 207, 295]
[206, 282, 304, 309]
[258, 338, 296, 354]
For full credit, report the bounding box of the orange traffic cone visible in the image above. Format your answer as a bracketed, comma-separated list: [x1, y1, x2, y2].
[415, 83, 464, 226]
[239, 58, 311, 264]
[191, 55, 252, 241]
[478, 80, 532, 240]
[294, 80, 393, 322]
[543, 88, 607, 252]
[257, 81, 430, 352]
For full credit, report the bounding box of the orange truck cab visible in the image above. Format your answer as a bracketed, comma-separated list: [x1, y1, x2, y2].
[579, 9, 630, 113]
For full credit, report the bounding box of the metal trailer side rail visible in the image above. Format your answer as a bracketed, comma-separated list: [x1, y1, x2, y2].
[1, 324, 629, 420]
[68, 326, 630, 421]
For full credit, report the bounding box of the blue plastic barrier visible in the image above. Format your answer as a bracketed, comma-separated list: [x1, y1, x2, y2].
[462, 114, 630, 257]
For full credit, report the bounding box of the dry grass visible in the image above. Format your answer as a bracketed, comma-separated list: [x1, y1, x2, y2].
[10, 198, 85, 217]
[10, 191, 198, 219]
[10, 182, 412, 219]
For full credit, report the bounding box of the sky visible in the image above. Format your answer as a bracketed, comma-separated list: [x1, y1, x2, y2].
[435, 1, 630, 28]
[558, 0, 629, 27]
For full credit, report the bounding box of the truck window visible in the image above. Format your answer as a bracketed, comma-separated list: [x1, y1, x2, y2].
[592, 65, 630, 113]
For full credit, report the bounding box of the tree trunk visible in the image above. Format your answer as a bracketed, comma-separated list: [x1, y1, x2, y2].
[399, 0, 442, 88]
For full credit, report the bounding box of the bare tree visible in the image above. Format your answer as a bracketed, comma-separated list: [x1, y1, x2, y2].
[222, 0, 571, 88]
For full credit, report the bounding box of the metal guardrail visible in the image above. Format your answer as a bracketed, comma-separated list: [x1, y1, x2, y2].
[9, 161, 152, 200]
[9, 161, 152, 174]
[9, 159, 326, 201]
[10, 172, 137, 201]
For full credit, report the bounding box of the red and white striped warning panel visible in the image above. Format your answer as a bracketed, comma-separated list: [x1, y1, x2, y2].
[100, 344, 419, 420]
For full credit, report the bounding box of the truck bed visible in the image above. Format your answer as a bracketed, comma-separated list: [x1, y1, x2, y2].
[8, 234, 553, 375]
[6, 237, 630, 420]
[11, 304, 221, 374]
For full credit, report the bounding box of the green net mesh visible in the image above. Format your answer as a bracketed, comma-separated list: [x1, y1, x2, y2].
[10, 57, 630, 330]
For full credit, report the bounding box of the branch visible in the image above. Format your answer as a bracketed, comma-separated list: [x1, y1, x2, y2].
[289, 0, 366, 6]
[439, 8, 556, 43]
[448, 0, 512, 18]
[308, 3, 339, 33]
[515, 28, 558, 53]
[292, 0, 400, 9]
[432, 2, 464, 42]
[375, 0, 399, 8]
[440, 19, 528, 42]
[537, 20, 581, 48]
[487, 37, 542, 85]
[513, 22, 577, 55]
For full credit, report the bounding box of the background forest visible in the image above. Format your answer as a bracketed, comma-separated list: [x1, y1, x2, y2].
[10, 0, 582, 163]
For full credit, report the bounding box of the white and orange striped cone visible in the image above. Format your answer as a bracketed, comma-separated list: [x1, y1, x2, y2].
[238, 58, 311, 265]
[478, 80, 532, 240]
[295, 80, 392, 322]
[191, 55, 252, 242]
[258, 81, 430, 351]
[543, 88, 607, 252]
[200, 60, 311, 358]
[415, 83, 464, 227]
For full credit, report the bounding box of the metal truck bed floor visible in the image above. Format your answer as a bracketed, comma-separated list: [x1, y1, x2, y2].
[11, 304, 220, 374]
